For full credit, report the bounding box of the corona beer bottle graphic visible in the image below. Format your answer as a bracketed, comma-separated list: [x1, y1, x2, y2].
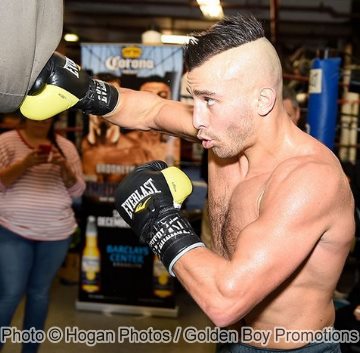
[153, 255, 172, 298]
[81, 216, 101, 293]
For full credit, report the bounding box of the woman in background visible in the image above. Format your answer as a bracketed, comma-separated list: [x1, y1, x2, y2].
[0, 117, 85, 353]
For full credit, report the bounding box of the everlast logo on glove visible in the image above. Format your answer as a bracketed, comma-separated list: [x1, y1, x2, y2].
[149, 215, 191, 254]
[64, 57, 80, 78]
[94, 80, 110, 104]
[121, 178, 161, 219]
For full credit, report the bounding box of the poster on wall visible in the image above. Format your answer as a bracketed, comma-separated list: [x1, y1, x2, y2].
[76, 44, 183, 317]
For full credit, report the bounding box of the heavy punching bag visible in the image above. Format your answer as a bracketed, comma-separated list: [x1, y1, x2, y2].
[307, 57, 341, 150]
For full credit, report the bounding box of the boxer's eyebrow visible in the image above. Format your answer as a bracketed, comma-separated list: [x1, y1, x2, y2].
[192, 89, 216, 97]
[186, 86, 216, 98]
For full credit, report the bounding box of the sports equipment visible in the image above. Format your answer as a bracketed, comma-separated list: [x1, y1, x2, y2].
[20, 52, 119, 120]
[115, 161, 205, 276]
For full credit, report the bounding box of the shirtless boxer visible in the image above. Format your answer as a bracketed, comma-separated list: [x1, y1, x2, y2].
[110, 15, 355, 353]
[22, 14, 354, 353]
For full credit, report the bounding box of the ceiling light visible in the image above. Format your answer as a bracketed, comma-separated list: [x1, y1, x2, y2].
[196, 0, 224, 19]
[161, 34, 194, 45]
[64, 33, 79, 42]
[142, 29, 162, 44]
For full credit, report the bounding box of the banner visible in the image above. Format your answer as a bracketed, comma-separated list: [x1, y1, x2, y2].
[76, 44, 183, 316]
[80, 44, 183, 191]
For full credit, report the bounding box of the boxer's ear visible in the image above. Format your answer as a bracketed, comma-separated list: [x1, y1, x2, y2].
[257, 88, 275, 116]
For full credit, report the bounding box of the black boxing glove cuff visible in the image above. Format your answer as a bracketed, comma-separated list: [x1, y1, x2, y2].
[76, 79, 119, 116]
[166, 240, 205, 277]
[148, 212, 205, 276]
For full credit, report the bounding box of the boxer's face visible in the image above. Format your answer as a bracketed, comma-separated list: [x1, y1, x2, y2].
[187, 45, 257, 158]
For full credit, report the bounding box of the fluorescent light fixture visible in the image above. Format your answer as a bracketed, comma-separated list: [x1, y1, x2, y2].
[142, 29, 162, 44]
[161, 34, 194, 45]
[64, 33, 79, 42]
[196, 0, 224, 19]
[296, 92, 308, 104]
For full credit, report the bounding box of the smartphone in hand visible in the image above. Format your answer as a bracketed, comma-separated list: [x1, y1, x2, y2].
[38, 144, 52, 154]
[38, 144, 52, 162]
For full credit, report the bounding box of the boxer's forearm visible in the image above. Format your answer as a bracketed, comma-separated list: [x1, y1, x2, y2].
[174, 243, 281, 329]
[173, 247, 249, 327]
[104, 87, 198, 141]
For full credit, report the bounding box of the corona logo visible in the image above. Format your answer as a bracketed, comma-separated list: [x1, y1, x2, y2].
[122, 46, 142, 59]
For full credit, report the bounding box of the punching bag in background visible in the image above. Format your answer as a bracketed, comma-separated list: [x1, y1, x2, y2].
[307, 57, 341, 150]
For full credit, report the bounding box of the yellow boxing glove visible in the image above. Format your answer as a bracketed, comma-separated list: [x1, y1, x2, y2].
[20, 52, 118, 120]
[115, 160, 205, 276]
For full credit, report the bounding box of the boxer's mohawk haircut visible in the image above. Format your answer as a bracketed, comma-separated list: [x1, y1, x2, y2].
[184, 14, 264, 71]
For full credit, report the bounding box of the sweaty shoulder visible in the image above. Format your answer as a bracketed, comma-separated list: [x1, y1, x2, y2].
[273, 153, 341, 185]
[260, 148, 353, 226]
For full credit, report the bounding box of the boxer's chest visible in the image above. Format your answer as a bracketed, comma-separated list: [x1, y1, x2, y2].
[208, 172, 270, 258]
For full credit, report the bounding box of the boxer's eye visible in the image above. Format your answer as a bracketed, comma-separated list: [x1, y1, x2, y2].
[204, 97, 215, 106]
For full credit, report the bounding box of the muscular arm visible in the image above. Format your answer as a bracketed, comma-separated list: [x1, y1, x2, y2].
[173, 161, 354, 327]
[105, 88, 197, 141]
